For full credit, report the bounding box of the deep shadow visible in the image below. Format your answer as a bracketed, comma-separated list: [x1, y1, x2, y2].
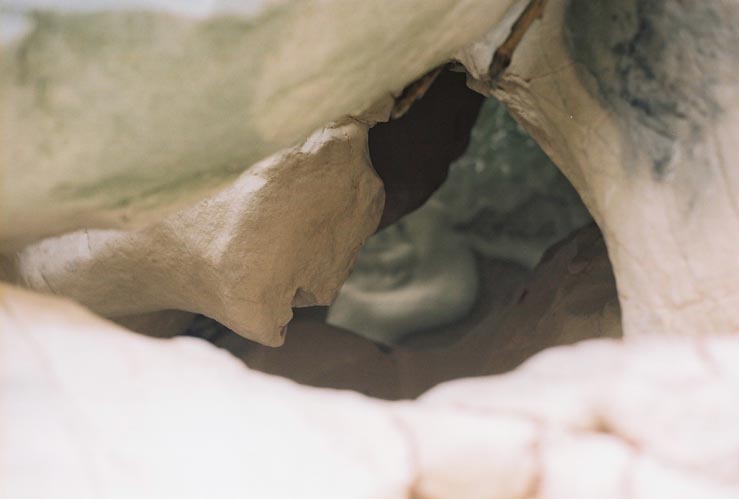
[370, 69, 485, 229]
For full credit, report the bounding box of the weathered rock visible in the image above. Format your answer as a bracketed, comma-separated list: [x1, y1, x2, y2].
[328, 96, 590, 344]
[0, 0, 519, 246]
[192, 224, 619, 399]
[7, 67, 591, 346]
[3, 282, 737, 499]
[3, 3, 739, 497]
[435, 97, 591, 268]
[460, 0, 739, 336]
[11, 121, 383, 345]
[493, 223, 621, 366]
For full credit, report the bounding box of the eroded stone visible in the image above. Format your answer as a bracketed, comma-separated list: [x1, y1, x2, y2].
[11, 121, 383, 345]
[0, 0, 518, 246]
[192, 224, 619, 399]
[460, 0, 739, 337]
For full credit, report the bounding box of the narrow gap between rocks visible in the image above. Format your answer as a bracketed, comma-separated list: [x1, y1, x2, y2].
[185, 69, 621, 400]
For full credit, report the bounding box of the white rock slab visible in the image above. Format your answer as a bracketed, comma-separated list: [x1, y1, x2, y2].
[2, 283, 738, 499]
[0, 283, 413, 499]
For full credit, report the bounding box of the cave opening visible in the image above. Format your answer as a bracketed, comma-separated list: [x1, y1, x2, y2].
[186, 69, 620, 399]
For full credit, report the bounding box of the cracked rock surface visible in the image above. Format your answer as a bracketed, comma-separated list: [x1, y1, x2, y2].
[2, 282, 737, 499]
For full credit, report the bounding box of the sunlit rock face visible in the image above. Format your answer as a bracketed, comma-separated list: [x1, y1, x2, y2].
[328, 97, 591, 344]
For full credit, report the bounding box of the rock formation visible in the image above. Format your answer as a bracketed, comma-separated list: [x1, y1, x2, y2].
[2, 1, 738, 496]
[9, 121, 383, 345]
[2, 282, 737, 499]
[190, 224, 619, 399]
[369, 69, 485, 230]
[329, 95, 591, 344]
[459, 0, 739, 337]
[0, 0, 519, 246]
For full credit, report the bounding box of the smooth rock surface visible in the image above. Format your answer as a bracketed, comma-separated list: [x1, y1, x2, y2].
[2, 282, 737, 499]
[0, 283, 413, 499]
[191, 224, 619, 399]
[11, 121, 383, 345]
[327, 199, 480, 345]
[114, 310, 197, 338]
[0, 0, 519, 246]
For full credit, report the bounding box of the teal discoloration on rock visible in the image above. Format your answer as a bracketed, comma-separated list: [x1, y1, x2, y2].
[329, 98, 590, 344]
[565, 0, 739, 179]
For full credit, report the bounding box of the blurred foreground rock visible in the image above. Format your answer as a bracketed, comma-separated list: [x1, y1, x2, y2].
[2, 282, 737, 499]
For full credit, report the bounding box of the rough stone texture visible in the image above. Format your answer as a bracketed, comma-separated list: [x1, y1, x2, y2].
[461, 0, 739, 337]
[6, 67, 591, 347]
[3, 283, 737, 499]
[329, 97, 590, 344]
[10, 121, 383, 345]
[0, 0, 519, 247]
[191, 224, 619, 399]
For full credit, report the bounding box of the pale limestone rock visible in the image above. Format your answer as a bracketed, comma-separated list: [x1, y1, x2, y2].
[2, 283, 738, 499]
[0, 283, 414, 499]
[0, 0, 519, 246]
[11, 121, 383, 345]
[459, 0, 739, 337]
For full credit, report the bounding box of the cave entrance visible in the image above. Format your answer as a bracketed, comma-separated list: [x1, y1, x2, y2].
[187, 69, 620, 399]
